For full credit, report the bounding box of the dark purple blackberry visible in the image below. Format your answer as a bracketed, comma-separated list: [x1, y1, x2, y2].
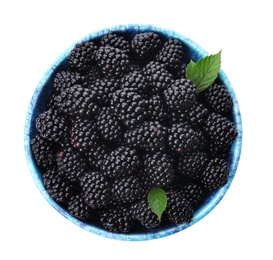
[95, 46, 130, 78]
[58, 85, 99, 119]
[207, 142, 231, 160]
[53, 70, 83, 94]
[131, 199, 161, 229]
[80, 171, 112, 209]
[67, 192, 94, 221]
[99, 205, 136, 233]
[167, 123, 201, 155]
[100, 32, 130, 54]
[200, 158, 229, 191]
[145, 95, 168, 124]
[110, 87, 146, 128]
[70, 117, 100, 152]
[167, 108, 188, 125]
[203, 84, 233, 115]
[124, 121, 168, 152]
[177, 62, 187, 79]
[56, 146, 87, 183]
[164, 78, 197, 112]
[204, 112, 238, 149]
[89, 77, 120, 106]
[131, 32, 162, 62]
[68, 40, 97, 73]
[120, 70, 149, 97]
[96, 107, 124, 142]
[35, 108, 70, 144]
[42, 167, 74, 204]
[156, 38, 183, 76]
[112, 176, 145, 204]
[177, 151, 208, 180]
[166, 191, 193, 225]
[100, 146, 142, 180]
[143, 152, 174, 187]
[186, 103, 209, 129]
[143, 61, 174, 94]
[180, 182, 205, 207]
[31, 134, 56, 168]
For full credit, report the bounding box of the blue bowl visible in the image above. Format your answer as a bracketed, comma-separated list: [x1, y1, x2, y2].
[24, 24, 242, 241]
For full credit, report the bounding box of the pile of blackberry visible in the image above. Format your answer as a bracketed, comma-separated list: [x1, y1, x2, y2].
[31, 30, 238, 234]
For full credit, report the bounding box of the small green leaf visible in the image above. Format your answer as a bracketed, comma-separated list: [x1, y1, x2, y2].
[148, 187, 167, 220]
[186, 50, 222, 93]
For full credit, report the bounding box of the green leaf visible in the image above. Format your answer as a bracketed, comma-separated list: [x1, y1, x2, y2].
[186, 50, 222, 92]
[148, 187, 167, 220]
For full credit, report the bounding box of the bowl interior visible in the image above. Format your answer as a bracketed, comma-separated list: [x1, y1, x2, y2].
[24, 24, 242, 241]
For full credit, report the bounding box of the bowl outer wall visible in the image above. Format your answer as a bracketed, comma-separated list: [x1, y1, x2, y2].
[24, 24, 243, 241]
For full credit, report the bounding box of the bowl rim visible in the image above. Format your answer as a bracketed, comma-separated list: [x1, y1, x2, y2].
[24, 23, 243, 241]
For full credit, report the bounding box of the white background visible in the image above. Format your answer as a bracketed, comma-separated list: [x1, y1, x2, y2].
[1, 0, 272, 259]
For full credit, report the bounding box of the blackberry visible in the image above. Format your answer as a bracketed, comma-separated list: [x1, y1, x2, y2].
[70, 117, 100, 152]
[56, 146, 87, 183]
[120, 70, 149, 97]
[145, 95, 168, 124]
[167, 123, 201, 155]
[203, 84, 233, 115]
[164, 78, 197, 112]
[42, 167, 74, 204]
[143, 152, 174, 187]
[112, 176, 145, 204]
[143, 61, 174, 94]
[68, 40, 97, 73]
[80, 171, 112, 209]
[156, 38, 184, 76]
[100, 32, 130, 54]
[31, 133, 56, 168]
[67, 192, 94, 221]
[53, 70, 83, 94]
[95, 46, 130, 78]
[124, 121, 168, 152]
[58, 85, 99, 118]
[89, 77, 120, 106]
[186, 103, 209, 129]
[96, 107, 124, 142]
[207, 142, 231, 160]
[180, 182, 205, 207]
[200, 158, 229, 191]
[99, 205, 136, 233]
[166, 191, 193, 225]
[110, 87, 146, 128]
[100, 146, 142, 179]
[35, 108, 70, 144]
[131, 32, 162, 62]
[131, 199, 161, 229]
[204, 112, 238, 149]
[177, 151, 208, 180]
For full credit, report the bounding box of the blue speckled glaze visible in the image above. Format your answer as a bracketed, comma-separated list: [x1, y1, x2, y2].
[24, 24, 242, 241]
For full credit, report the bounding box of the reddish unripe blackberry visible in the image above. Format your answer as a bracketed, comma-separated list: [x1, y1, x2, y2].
[156, 38, 184, 76]
[203, 84, 233, 115]
[143, 152, 174, 187]
[68, 41, 97, 73]
[80, 171, 112, 209]
[96, 46, 130, 78]
[131, 32, 162, 62]
[100, 146, 142, 180]
[200, 158, 229, 191]
[59, 85, 99, 118]
[166, 191, 193, 225]
[164, 78, 197, 112]
[124, 121, 168, 152]
[99, 205, 136, 233]
[42, 167, 74, 204]
[131, 199, 162, 229]
[110, 87, 146, 129]
[31, 133, 56, 168]
[112, 176, 145, 204]
[35, 108, 70, 144]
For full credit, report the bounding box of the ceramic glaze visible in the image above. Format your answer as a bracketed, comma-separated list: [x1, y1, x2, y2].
[24, 24, 242, 241]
